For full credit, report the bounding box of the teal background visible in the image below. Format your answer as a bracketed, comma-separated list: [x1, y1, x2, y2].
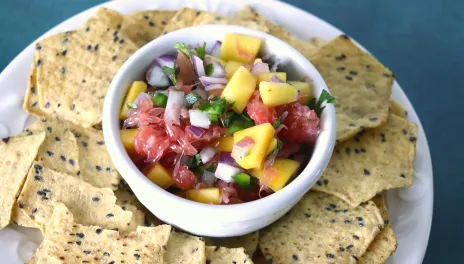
[0, 0, 462, 262]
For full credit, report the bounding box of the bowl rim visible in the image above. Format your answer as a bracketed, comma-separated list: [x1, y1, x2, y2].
[103, 24, 336, 219]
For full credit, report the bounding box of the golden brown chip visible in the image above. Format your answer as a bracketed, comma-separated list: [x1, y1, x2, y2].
[390, 100, 408, 118]
[206, 246, 253, 264]
[35, 8, 139, 128]
[17, 162, 133, 232]
[312, 114, 417, 207]
[27, 203, 171, 264]
[206, 231, 259, 257]
[259, 191, 384, 263]
[192, 12, 269, 33]
[310, 35, 394, 142]
[358, 195, 397, 264]
[162, 8, 202, 34]
[121, 10, 176, 46]
[0, 132, 46, 229]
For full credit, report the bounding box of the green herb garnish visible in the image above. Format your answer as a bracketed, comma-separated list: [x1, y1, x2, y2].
[205, 63, 214, 76]
[126, 102, 137, 109]
[185, 92, 202, 106]
[224, 111, 254, 135]
[152, 93, 168, 108]
[308, 90, 336, 117]
[174, 42, 192, 61]
[232, 173, 253, 190]
[194, 42, 207, 60]
[205, 163, 215, 172]
[197, 97, 229, 123]
[162, 59, 177, 85]
[273, 117, 282, 128]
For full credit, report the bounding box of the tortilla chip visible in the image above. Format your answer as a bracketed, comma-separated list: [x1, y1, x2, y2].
[35, 8, 139, 128]
[235, 6, 318, 58]
[310, 35, 394, 142]
[0, 132, 46, 229]
[24, 118, 119, 189]
[121, 10, 176, 47]
[165, 230, 206, 263]
[27, 203, 171, 264]
[36, 129, 80, 176]
[390, 100, 407, 118]
[206, 246, 253, 264]
[206, 231, 259, 256]
[11, 204, 38, 228]
[259, 191, 384, 263]
[23, 52, 47, 117]
[162, 8, 202, 34]
[312, 114, 417, 207]
[17, 162, 133, 232]
[358, 195, 397, 264]
[71, 125, 120, 189]
[192, 12, 269, 33]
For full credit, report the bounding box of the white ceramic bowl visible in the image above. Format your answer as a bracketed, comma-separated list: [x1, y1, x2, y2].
[103, 25, 336, 237]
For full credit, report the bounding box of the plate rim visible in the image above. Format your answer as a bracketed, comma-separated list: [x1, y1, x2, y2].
[0, 0, 433, 263]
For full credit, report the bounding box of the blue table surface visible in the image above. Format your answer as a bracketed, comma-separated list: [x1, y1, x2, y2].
[1, 0, 462, 262]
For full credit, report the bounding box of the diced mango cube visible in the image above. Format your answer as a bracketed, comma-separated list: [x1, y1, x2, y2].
[205, 55, 227, 67]
[120, 81, 148, 120]
[233, 123, 275, 169]
[257, 72, 287, 82]
[266, 138, 278, 155]
[289, 81, 312, 105]
[224, 61, 243, 79]
[259, 82, 298, 107]
[186, 188, 221, 204]
[120, 129, 139, 155]
[251, 159, 300, 192]
[222, 66, 257, 113]
[219, 34, 261, 63]
[142, 163, 174, 189]
[213, 137, 234, 152]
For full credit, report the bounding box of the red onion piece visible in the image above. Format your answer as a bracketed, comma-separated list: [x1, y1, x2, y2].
[199, 146, 217, 164]
[201, 171, 216, 187]
[215, 163, 242, 183]
[251, 62, 270, 76]
[146, 63, 170, 87]
[164, 90, 185, 125]
[270, 74, 284, 83]
[205, 83, 225, 91]
[187, 125, 206, 138]
[218, 151, 236, 165]
[156, 55, 176, 69]
[133, 92, 151, 105]
[193, 88, 208, 99]
[192, 54, 205, 77]
[210, 41, 222, 57]
[199, 76, 228, 86]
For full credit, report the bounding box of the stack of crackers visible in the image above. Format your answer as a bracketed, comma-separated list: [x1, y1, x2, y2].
[0, 6, 417, 264]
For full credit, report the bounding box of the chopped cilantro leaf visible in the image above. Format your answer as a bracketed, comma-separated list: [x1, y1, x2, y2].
[162, 59, 177, 85]
[126, 102, 137, 109]
[205, 163, 215, 172]
[174, 42, 192, 62]
[314, 90, 336, 117]
[273, 117, 282, 128]
[194, 42, 207, 60]
[205, 63, 214, 76]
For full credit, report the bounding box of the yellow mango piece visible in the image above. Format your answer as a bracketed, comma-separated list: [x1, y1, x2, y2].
[266, 138, 278, 155]
[219, 33, 262, 63]
[143, 163, 174, 189]
[186, 188, 221, 204]
[257, 72, 287, 82]
[289, 81, 312, 105]
[120, 129, 139, 155]
[213, 137, 234, 152]
[205, 55, 227, 67]
[119, 81, 148, 120]
[224, 61, 243, 79]
[251, 159, 300, 192]
[259, 82, 298, 107]
[222, 66, 257, 113]
[233, 123, 275, 169]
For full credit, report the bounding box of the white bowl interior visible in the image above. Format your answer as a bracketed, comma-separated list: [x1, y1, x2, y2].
[103, 25, 336, 236]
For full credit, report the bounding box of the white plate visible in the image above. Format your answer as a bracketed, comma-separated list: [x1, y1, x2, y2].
[0, 0, 433, 263]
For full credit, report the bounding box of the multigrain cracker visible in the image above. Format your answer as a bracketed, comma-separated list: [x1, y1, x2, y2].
[27, 203, 171, 264]
[259, 191, 384, 263]
[310, 35, 394, 142]
[0, 132, 46, 229]
[121, 10, 176, 46]
[312, 114, 418, 207]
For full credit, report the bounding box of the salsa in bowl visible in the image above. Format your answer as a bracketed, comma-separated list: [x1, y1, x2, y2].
[103, 25, 335, 236]
[119, 33, 333, 205]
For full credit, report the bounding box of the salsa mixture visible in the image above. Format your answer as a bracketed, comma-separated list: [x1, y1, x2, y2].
[119, 33, 334, 204]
